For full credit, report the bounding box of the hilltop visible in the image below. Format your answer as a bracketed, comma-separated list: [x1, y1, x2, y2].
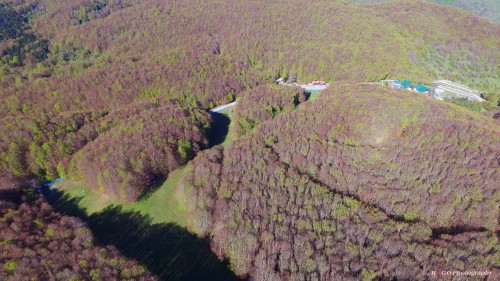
[186, 83, 499, 280]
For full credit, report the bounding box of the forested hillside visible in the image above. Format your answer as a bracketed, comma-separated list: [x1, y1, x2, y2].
[429, 1, 500, 23]
[353, 0, 500, 23]
[233, 85, 307, 136]
[1, 0, 499, 279]
[185, 83, 499, 280]
[0, 193, 157, 280]
[1, 0, 499, 198]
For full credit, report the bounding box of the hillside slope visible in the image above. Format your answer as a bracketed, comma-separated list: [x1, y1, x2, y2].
[353, 0, 500, 23]
[0, 194, 158, 280]
[233, 85, 307, 136]
[1, 0, 499, 199]
[430, 0, 500, 23]
[186, 83, 499, 280]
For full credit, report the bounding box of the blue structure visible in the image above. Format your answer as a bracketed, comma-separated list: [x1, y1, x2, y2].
[414, 84, 430, 93]
[393, 80, 411, 89]
[392, 80, 429, 93]
[401, 80, 411, 89]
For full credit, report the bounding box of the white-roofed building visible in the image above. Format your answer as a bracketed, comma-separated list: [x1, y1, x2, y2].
[430, 80, 485, 102]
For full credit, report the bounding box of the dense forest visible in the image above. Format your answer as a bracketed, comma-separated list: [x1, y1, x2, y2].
[0, 192, 157, 280]
[1, 98, 214, 202]
[185, 83, 499, 280]
[233, 85, 307, 136]
[425, 0, 500, 23]
[0, 0, 499, 279]
[1, 0, 499, 197]
[352, 1, 500, 23]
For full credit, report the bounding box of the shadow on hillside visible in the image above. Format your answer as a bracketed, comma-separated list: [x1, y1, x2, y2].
[45, 191, 241, 281]
[136, 176, 167, 202]
[209, 112, 231, 146]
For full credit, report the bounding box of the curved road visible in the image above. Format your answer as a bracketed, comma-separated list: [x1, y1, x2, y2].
[210, 101, 237, 113]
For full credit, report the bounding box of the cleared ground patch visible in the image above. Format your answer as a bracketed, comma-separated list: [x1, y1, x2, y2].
[56, 165, 192, 227]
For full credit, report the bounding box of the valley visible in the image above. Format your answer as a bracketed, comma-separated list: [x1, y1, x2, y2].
[1, 0, 499, 280]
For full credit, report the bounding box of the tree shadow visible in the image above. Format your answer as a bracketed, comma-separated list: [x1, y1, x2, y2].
[209, 112, 231, 146]
[136, 175, 167, 202]
[45, 191, 241, 281]
[0, 188, 22, 203]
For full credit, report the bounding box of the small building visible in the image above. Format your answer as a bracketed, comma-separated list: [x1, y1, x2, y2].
[430, 80, 485, 102]
[384, 79, 430, 95]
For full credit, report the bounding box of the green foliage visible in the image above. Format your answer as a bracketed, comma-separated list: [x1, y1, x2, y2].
[430, 0, 500, 22]
[429, 183, 441, 194]
[2, 260, 17, 273]
[89, 269, 101, 281]
[233, 84, 307, 136]
[227, 92, 235, 103]
[0, 4, 48, 67]
[367, 151, 380, 164]
[0, 4, 498, 279]
[5, 142, 24, 176]
[1, 0, 499, 196]
[401, 114, 419, 130]
[178, 139, 193, 159]
[444, 97, 483, 112]
[301, 258, 316, 273]
[68, 274, 81, 281]
[403, 211, 418, 222]
[331, 203, 350, 219]
[44, 227, 55, 238]
[360, 268, 378, 281]
[0, 196, 157, 280]
[356, 0, 500, 22]
[185, 82, 499, 280]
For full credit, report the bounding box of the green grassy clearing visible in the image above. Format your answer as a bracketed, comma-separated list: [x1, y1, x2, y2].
[56, 165, 192, 227]
[308, 90, 321, 101]
[57, 181, 119, 214]
[129, 165, 191, 226]
[298, 90, 322, 110]
[57, 103, 239, 227]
